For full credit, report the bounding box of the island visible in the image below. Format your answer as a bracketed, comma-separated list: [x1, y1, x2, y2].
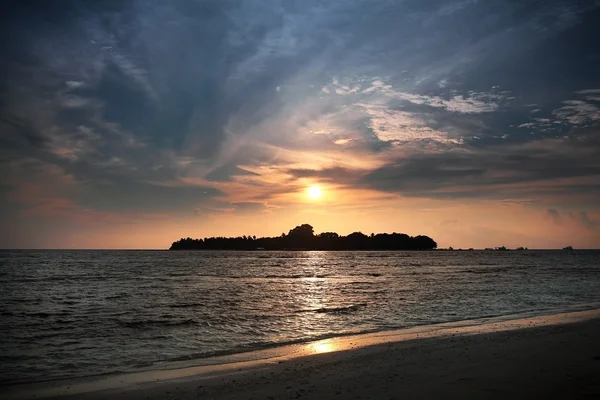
[170, 224, 437, 251]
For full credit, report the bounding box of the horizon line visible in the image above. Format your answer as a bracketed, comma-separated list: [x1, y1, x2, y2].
[1, 248, 598, 251]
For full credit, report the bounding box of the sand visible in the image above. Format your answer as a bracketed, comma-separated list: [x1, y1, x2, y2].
[5, 308, 600, 399]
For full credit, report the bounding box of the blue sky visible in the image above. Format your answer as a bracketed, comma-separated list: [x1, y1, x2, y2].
[1, 0, 599, 248]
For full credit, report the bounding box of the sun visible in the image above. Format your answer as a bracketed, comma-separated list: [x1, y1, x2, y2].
[307, 185, 322, 200]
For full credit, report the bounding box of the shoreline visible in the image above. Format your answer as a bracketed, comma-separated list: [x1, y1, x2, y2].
[5, 302, 599, 386]
[5, 306, 600, 399]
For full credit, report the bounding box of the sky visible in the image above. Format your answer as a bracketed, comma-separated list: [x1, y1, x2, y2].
[1, 0, 599, 249]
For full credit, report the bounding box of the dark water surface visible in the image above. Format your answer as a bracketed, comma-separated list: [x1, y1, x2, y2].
[1, 250, 599, 383]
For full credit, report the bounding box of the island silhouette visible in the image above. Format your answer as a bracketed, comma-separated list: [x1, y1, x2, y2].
[170, 224, 437, 250]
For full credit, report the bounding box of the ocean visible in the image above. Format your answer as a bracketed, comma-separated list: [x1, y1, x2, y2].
[1, 250, 599, 384]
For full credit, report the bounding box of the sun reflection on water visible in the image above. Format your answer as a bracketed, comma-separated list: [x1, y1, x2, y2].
[295, 252, 330, 337]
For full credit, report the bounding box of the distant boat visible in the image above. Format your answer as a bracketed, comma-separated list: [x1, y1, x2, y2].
[516, 247, 528, 251]
[563, 246, 574, 251]
[495, 246, 509, 251]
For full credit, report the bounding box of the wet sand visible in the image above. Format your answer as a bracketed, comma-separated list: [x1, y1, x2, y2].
[5, 308, 600, 399]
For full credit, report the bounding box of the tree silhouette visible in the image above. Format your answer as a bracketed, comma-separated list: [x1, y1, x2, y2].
[170, 224, 437, 251]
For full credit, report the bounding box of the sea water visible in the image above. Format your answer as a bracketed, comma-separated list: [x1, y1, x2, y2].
[1, 250, 599, 383]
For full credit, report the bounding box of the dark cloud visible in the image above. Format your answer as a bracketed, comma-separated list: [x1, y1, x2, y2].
[285, 167, 361, 184]
[576, 211, 599, 229]
[361, 156, 484, 193]
[191, 201, 270, 217]
[546, 209, 562, 224]
[73, 181, 221, 213]
[205, 164, 259, 182]
[0, 113, 48, 150]
[231, 202, 270, 213]
[358, 131, 600, 197]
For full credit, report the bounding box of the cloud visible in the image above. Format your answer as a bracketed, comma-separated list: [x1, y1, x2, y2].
[440, 219, 459, 227]
[360, 155, 485, 194]
[578, 89, 600, 95]
[44, 125, 101, 161]
[553, 100, 600, 125]
[285, 167, 361, 185]
[231, 201, 271, 213]
[511, 89, 600, 134]
[65, 81, 86, 89]
[576, 211, 599, 229]
[546, 208, 561, 224]
[517, 123, 537, 129]
[358, 103, 458, 144]
[108, 52, 159, 102]
[355, 133, 600, 199]
[334, 138, 353, 145]
[394, 92, 502, 114]
[577, 89, 600, 102]
[190, 201, 274, 218]
[327, 78, 505, 114]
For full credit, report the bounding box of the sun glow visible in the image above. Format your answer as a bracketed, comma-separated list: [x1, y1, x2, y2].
[307, 185, 322, 200]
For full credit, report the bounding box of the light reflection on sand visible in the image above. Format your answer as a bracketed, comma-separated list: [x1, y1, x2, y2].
[309, 340, 337, 354]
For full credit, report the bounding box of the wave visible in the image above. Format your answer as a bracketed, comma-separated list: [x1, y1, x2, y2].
[462, 267, 511, 274]
[120, 318, 198, 329]
[254, 273, 381, 279]
[105, 293, 129, 299]
[296, 303, 367, 314]
[16, 275, 113, 283]
[22, 331, 70, 340]
[264, 274, 305, 279]
[23, 312, 53, 318]
[162, 328, 381, 363]
[315, 304, 367, 314]
[168, 303, 204, 308]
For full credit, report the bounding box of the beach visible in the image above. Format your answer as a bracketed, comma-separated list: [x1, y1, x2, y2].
[5, 308, 600, 399]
